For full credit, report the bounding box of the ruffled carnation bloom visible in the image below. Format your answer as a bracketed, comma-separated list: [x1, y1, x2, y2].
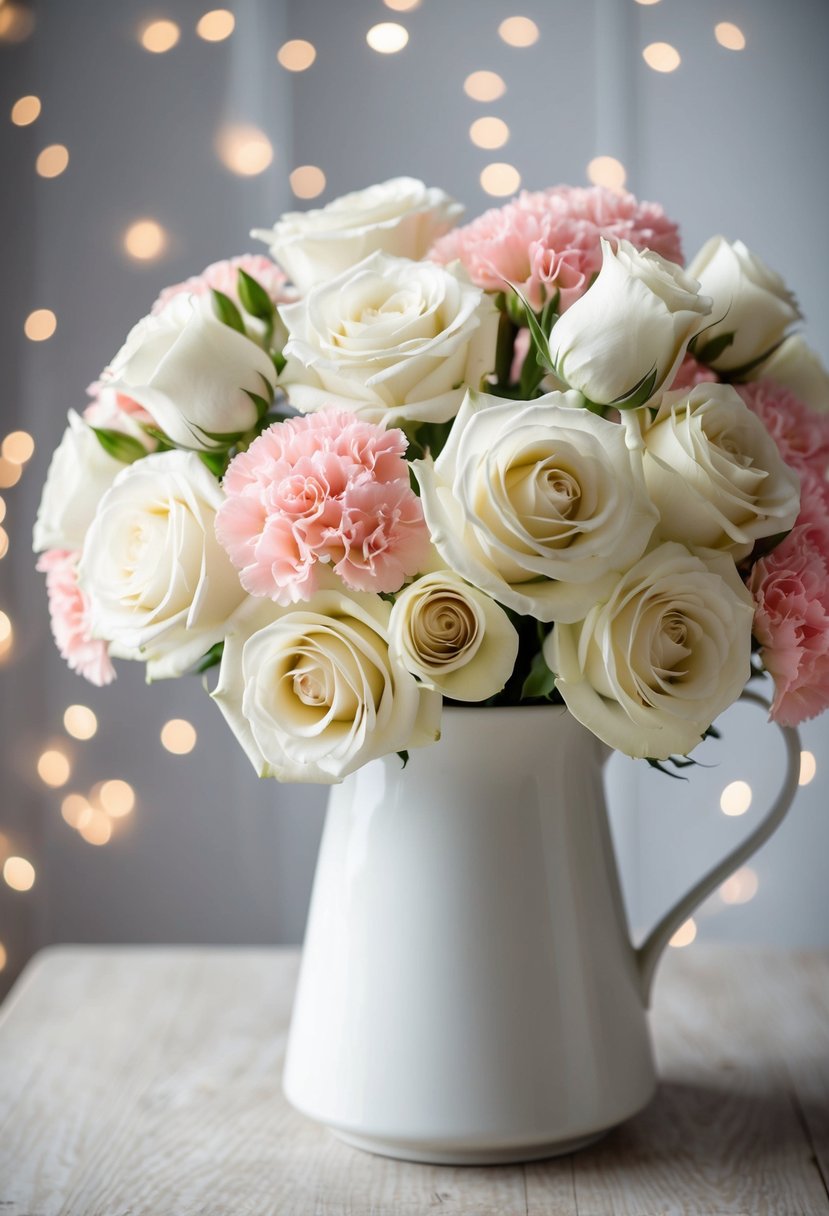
[37, 549, 115, 686]
[151, 253, 293, 315]
[215, 409, 431, 602]
[670, 353, 719, 392]
[429, 185, 682, 312]
[737, 380, 829, 481]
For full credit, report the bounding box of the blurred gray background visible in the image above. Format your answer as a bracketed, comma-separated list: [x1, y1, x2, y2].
[1, 0, 827, 994]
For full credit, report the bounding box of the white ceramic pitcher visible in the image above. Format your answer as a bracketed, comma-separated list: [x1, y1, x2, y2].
[283, 693, 801, 1164]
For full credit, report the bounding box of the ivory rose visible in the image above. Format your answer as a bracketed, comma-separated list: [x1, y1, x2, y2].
[389, 570, 518, 700]
[687, 236, 801, 373]
[253, 177, 463, 293]
[548, 239, 711, 407]
[212, 591, 442, 782]
[546, 543, 755, 759]
[105, 293, 277, 451]
[78, 452, 247, 680]
[749, 335, 829, 414]
[278, 253, 499, 427]
[630, 382, 801, 560]
[414, 390, 659, 622]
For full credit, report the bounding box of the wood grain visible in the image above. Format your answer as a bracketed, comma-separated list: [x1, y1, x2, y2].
[0, 945, 826, 1215]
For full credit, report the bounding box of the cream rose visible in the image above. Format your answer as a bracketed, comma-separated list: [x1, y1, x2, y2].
[212, 591, 442, 782]
[414, 390, 659, 622]
[630, 382, 801, 559]
[687, 236, 801, 373]
[78, 452, 247, 679]
[252, 177, 463, 293]
[749, 335, 829, 414]
[278, 253, 498, 427]
[546, 543, 754, 759]
[389, 570, 518, 701]
[548, 238, 711, 407]
[105, 293, 277, 451]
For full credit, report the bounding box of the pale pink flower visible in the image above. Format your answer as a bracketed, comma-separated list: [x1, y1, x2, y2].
[669, 354, 719, 391]
[738, 381, 829, 481]
[83, 380, 154, 430]
[430, 185, 682, 312]
[216, 410, 429, 602]
[37, 549, 116, 686]
[151, 253, 293, 315]
[750, 516, 829, 726]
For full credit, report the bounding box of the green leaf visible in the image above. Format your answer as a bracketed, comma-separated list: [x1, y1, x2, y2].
[508, 283, 555, 374]
[199, 449, 229, 478]
[244, 389, 272, 419]
[272, 350, 287, 376]
[194, 642, 224, 674]
[521, 649, 557, 701]
[396, 750, 410, 769]
[692, 330, 735, 367]
[610, 366, 659, 410]
[237, 269, 275, 321]
[92, 427, 147, 464]
[211, 288, 246, 334]
[140, 423, 176, 451]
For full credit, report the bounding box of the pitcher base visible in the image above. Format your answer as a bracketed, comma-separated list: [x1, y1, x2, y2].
[332, 1127, 608, 1165]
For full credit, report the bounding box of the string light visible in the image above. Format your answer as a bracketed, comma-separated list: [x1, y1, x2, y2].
[35, 144, 69, 178]
[3, 856, 35, 892]
[669, 918, 697, 948]
[139, 19, 180, 53]
[498, 16, 539, 48]
[61, 794, 92, 830]
[642, 42, 681, 73]
[289, 165, 326, 199]
[37, 749, 71, 788]
[24, 308, 56, 341]
[799, 751, 817, 786]
[469, 117, 510, 150]
[277, 39, 316, 71]
[480, 162, 521, 197]
[98, 779, 135, 817]
[160, 719, 197, 755]
[464, 71, 506, 102]
[587, 155, 627, 191]
[63, 705, 98, 741]
[720, 780, 752, 817]
[196, 9, 234, 41]
[11, 94, 40, 126]
[715, 22, 746, 51]
[123, 219, 168, 261]
[79, 811, 112, 846]
[2, 431, 34, 464]
[215, 124, 273, 176]
[0, 460, 22, 488]
[366, 23, 409, 53]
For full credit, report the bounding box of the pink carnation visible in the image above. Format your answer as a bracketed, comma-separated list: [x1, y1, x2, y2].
[430, 185, 682, 312]
[738, 381, 829, 481]
[37, 550, 115, 686]
[670, 354, 719, 391]
[216, 410, 431, 602]
[152, 253, 293, 315]
[749, 516, 829, 726]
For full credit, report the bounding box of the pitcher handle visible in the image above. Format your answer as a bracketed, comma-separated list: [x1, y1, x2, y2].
[636, 688, 801, 1006]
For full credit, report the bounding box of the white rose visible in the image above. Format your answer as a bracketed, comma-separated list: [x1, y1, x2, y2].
[78, 452, 247, 679]
[687, 236, 801, 373]
[389, 570, 518, 701]
[546, 543, 754, 759]
[252, 176, 463, 293]
[548, 238, 711, 407]
[630, 382, 801, 560]
[749, 334, 829, 414]
[212, 591, 442, 782]
[33, 403, 152, 553]
[278, 253, 498, 427]
[105, 294, 277, 451]
[414, 390, 659, 622]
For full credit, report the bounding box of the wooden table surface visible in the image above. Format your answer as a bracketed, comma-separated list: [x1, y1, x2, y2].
[0, 945, 827, 1216]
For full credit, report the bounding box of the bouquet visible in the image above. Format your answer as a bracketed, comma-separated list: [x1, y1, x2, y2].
[34, 177, 829, 781]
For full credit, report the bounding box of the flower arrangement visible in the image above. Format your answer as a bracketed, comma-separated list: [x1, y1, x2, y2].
[34, 178, 829, 780]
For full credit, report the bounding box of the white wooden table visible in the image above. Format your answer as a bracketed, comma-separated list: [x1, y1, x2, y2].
[0, 945, 827, 1215]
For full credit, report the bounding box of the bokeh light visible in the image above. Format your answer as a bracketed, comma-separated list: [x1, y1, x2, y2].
[669, 918, 697, 948]
[0, 610, 12, 661]
[2, 431, 34, 464]
[720, 867, 759, 905]
[98, 779, 136, 817]
[383, 0, 420, 9]
[0, 4, 35, 42]
[79, 811, 113, 846]
[587, 155, 627, 191]
[139, 19, 180, 53]
[799, 750, 817, 786]
[63, 704, 98, 741]
[24, 309, 56, 341]
[0, 943, 6, 972]
[366, 22, 409, 53]
[0, 461, 21, 489]
[720, 780, 752, 817]
[196, 9, 234, 41]
[498, 16, 539, 47]
[480, 162, 521, 197]
[61, 794, 92, 830]
[3, 856, 35, 892]
[123, 218, 168, 261]
[715, 22, 746, 51]
[36, 144, 69, 178]
[469, 116, 510, 150]
[37, 749, 71, 788]
[0, 529, 8, 561]
[289, 165, 326, 199]
[464, 70, 506, 102]
[277, 39, 316, 71]
[0, 498, 5, 524]
[642, 42, 681, 73]
[161, 719, 197, 755]
[11, 94, 40, 126]
[215, 124, 273, 176]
